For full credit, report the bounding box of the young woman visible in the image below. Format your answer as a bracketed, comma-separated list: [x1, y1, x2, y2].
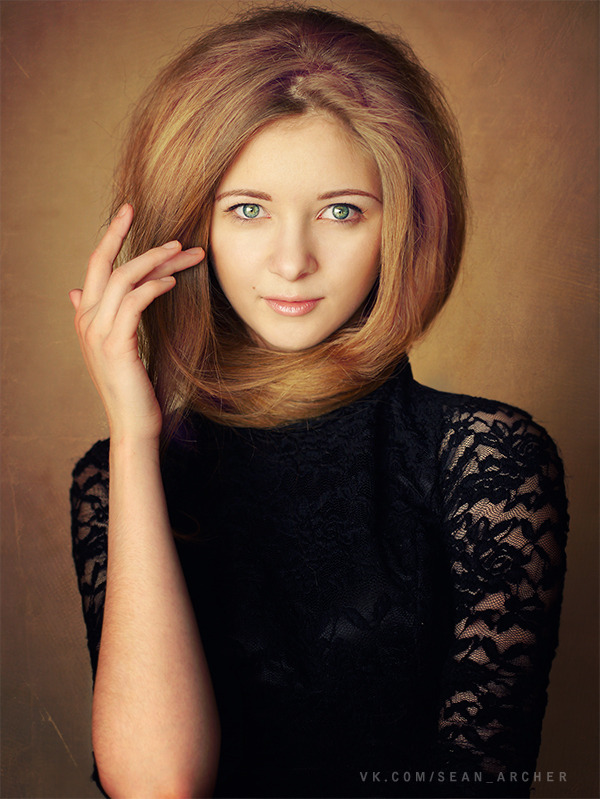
[70, 6, 568, 798]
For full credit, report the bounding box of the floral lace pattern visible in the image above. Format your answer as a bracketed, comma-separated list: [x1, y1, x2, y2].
[433, 402, 567, 796]
[71, 439, 109, 675]
[70, 367, 567, 798]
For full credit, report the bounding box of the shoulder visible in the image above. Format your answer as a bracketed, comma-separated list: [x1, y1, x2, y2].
[395, 371, 567, 513]
[403, 374, 563, 474]
[411, 387, 569, 551]
[434, 389, 564, 489]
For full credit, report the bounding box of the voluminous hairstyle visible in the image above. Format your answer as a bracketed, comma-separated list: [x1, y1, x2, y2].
[111, 4, 467, 436]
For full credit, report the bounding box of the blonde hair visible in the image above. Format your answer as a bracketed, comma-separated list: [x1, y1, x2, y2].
[111, 4, 467, 437]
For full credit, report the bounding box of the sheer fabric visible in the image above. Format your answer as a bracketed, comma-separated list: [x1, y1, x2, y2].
[71, 364, 567, 798]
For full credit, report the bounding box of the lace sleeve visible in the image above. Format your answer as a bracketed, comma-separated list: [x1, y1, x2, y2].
[70, 439, 110, 678]
[434, 403, 568, 798]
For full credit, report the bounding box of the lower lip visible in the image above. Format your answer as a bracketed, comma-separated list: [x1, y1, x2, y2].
[264, 298, 322, 316]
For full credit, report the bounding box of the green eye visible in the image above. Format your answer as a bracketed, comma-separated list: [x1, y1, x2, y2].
[331, 204, 351, 220]
[242, 204, 261, 218]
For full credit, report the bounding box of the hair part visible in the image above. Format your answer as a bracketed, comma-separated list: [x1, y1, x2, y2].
[111, 4, 467, 438]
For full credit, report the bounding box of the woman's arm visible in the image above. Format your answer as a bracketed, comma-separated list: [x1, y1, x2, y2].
[433, 403, 568, 798]
[70, 206, 219, 798]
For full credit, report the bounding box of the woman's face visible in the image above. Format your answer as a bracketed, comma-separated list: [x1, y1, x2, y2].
[210, 113, 383, 352]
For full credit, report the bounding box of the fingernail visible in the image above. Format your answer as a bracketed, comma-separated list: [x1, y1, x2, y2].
[186, 247, 205, 255]
[163, 240, 180, 249]
[116, 203, 129, 218]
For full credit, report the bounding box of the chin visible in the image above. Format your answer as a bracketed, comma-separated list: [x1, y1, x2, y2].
[252, 328, 329, 353]
[261, 338, 320, 353]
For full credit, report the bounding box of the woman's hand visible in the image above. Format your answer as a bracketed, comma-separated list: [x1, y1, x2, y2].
[69, 204, 205, 441]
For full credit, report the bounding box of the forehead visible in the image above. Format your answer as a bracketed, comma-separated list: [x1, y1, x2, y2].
[217, 113, 381, 194]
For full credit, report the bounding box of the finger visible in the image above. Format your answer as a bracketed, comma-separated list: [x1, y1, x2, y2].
[92, 246, 204, 333]
[108, 242, 205, 289]
[69, 289, 83, 311]
[109, 276, 177, 343]
[80, 203, 133, 307]
[136, 246, 206, 287]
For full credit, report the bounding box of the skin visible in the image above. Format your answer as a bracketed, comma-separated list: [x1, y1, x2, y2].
[69, 213, 204, 440]
[68, 111, 383, 796]
[69, 213, 219, 797]
[210, 113, 383, 352]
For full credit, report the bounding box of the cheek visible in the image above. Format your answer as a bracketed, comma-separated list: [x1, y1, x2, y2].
[211, 227, 265, 279]
[361, 229, 382, 286]
[210, 237, 261, 317]
[343, 255, 380, 311]
[347, 245, 381, 293]
[352, 267, 378, 307]
[211, 237, 246, 290]
[330, 223, 381, 268]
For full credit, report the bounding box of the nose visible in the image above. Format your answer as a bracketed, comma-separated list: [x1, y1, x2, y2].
[268, 220, 318, 281]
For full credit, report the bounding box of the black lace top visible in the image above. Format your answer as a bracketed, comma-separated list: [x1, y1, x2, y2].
[70, 363, 568, 798]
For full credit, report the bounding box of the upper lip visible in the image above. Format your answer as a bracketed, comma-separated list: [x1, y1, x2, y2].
[264, 296, 322, 302]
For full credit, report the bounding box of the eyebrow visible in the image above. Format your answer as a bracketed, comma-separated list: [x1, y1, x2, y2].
[214, 188, 382, 203]
[318, 189, 382, 203]
[215, 190, 272, 202]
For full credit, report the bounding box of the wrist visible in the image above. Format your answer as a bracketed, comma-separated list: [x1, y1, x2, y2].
[104, 400, 163, 447]
[109, 432, 161, 462]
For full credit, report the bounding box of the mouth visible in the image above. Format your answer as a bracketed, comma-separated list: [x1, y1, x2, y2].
[263, 297, 323, 316]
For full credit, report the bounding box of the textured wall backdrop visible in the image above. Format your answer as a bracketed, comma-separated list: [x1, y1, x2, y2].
[1, 1, 598, 797]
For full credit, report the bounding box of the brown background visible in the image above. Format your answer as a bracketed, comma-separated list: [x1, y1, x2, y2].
[1, 1, 598, 797]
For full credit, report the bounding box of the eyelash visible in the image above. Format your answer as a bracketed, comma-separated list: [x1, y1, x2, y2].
[228, 203, 266, 221]
[320, 204, 364, 223]
[226, 202, 365, 223]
